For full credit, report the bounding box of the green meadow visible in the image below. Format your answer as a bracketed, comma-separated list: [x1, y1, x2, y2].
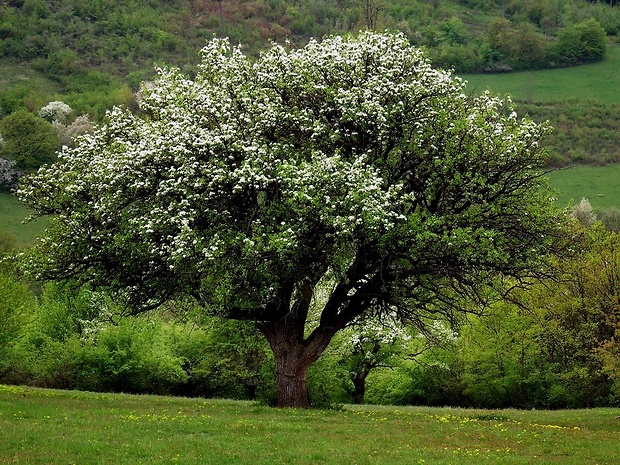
[548, 164, 620, 210]
[1, 385, 619, 465]
[461, 47, 620, 104]
[0, 192, 48, 247]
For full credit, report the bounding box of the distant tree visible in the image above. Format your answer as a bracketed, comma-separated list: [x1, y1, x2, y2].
[486, 18, 549, 70]
[38, 101, 73, 123]
[553, 18, 607, 65]
[0, 110, 59, 170]
[357, 0, 386, 30]
[20, 32, 568, 408]
[571, 198, 598, 227]
[52, 115, 95, 147]
[340, 315, 412, 404]
[600, 207, 620, 233]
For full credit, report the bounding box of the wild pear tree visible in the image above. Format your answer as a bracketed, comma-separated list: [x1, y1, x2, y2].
[340, 315, 412, 404]
[20, 32, 566, 407]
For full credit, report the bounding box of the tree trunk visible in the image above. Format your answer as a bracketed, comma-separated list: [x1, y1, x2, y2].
[259, 317, 338, 408]
[352, 371, 369, 404]
[273, 349, 312, 408]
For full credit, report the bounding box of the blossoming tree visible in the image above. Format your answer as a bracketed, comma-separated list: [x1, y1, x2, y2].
[20, 32, 566, 407]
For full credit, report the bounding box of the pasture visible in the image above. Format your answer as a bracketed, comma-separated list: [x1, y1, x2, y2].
[461, 47, 620, 104]
[547, 164, 620, 211]
[0, 192, 48, 247]
[1, 384, 619, 465]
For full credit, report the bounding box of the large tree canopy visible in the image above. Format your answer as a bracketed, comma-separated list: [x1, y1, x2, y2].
[20, 31, 567, 407]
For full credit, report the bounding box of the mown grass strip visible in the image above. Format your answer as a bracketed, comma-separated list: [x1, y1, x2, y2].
[1, 385, 619, 465]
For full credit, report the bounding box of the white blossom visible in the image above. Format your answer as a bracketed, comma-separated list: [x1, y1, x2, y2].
[38, 100, 73, 122]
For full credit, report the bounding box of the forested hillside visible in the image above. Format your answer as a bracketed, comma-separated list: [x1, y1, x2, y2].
[1, 0, 616, 76]
[1, 0, 619, 175]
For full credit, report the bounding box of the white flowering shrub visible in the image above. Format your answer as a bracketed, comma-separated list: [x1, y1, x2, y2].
[53, 115, 95, 147]
[38, 101, 73, 122]
[0, 157, 19, 191]
[19, 32, 567, 407]
[571, 197, 597, 227]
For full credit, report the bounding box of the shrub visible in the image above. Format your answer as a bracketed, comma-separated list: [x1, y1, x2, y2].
[0, 264, 36, 382]
[571, 198, 598, 227]
[600, 208, 620, 233]
[38, 101, 73, 122]
[553, 18, 607, 65]
[0, 110, 59, 170]
[0, 157, 19, 191]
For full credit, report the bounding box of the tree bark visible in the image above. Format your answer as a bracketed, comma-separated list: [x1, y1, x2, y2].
[259, 316, 340, 408]
[351, 371, 369, 404]
[273, 348, 312, 408]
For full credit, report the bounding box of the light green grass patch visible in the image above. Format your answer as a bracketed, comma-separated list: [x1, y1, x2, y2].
[0, 192, 48, 247]
[461, 47, 620, 104]
[1, 385, 619, 465]
[547, 164, 620, 210]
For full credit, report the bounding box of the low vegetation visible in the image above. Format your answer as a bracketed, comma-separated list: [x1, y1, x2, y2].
[2, 221, 620, 410]
[548, 164, 620, 210]
[1, 385, 619, 465]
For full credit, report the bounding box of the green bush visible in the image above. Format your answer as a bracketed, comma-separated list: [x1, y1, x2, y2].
[0, 110, 59, 170]
[172, 319, 270, 400]
[0, 264, 36, 381]
[552, 18, 607, 65]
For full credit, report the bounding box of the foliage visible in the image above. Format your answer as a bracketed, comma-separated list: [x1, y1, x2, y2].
[3, 283, 186, 395]
[0, 0, 617, 178]
[599, 207, 620, 232]
[19, 31, 567, 407]
[0, 110, 59, 170]
[334, 315, 412, 404]
[552, 18, 607, 65]
[52, 115, 95, 147]
[571, 197, 598, 227]
[0, 263, 36, 381]
[38, 100, 72, 123]
[3, 226, 620, 409]
[172, 317, 271, 401]
[0, 157, 19, 191]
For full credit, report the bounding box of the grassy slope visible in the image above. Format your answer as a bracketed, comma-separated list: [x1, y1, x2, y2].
[547, 164, 620, 210]
[461, 47, 620, 104]
[1, 385, 619, 465]
[0, 192, 48, 247]
[461, 48, 620, 210]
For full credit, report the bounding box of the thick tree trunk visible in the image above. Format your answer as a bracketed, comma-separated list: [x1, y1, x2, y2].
[273, 348, 312, 408]
[259, 317, 338, 408]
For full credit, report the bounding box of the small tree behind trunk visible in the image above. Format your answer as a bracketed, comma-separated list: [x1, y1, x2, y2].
[351, 371, 369, 404]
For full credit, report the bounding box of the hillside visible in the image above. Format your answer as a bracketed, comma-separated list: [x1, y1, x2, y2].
[2, 0, 620, 198]
[0, 0, 617, 112]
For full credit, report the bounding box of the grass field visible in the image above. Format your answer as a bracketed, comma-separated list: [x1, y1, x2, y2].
[0, 192, 48, 247]
[461, 47, 620, 103]
[1, 384, 619, 465]
[547, 164, 620, 210]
